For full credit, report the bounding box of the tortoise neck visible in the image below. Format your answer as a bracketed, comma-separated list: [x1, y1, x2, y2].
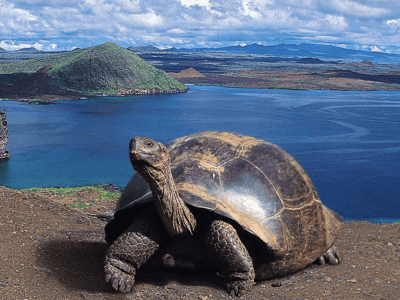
[140, 160, 197, 237]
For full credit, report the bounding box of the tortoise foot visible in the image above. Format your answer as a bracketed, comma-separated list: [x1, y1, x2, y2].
[104, 256, 136, 292]
[316, 247, 341, 265]
[225, 275, 254, 297]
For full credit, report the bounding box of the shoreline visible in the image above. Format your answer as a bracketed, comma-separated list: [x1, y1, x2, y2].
[2, 84, 400, 102]
[14, 185, 400, 223]
[0, 87, 188, 102]
[175, 71, 400, 92]
[2, 71, 400, 102]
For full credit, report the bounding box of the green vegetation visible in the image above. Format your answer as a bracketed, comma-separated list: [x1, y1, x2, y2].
[0, 42, 187, 95]
[22, 185, 120, 209]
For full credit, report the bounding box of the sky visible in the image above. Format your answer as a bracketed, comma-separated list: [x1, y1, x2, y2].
[1, 0, 400, 53]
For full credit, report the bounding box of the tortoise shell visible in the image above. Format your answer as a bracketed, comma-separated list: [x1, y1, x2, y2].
[108, 131, 343, 264]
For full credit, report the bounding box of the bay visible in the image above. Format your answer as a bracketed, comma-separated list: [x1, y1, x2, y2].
[0, 85, 399, 222]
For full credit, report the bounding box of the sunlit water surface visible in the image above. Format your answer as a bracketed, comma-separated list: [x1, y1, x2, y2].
[1, 86, 399, 222]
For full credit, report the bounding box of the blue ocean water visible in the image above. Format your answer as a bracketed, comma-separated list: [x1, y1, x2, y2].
[0, 86, 399, 222]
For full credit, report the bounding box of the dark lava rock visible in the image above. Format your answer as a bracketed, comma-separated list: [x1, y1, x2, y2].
[0, 108, 10, 159]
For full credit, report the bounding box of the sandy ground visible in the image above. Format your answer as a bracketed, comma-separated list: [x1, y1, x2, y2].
[0, 186, 399, 299]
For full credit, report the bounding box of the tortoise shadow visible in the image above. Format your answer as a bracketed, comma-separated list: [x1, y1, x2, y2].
[40, 240, 225, 293]
[39, 240, 115, 293]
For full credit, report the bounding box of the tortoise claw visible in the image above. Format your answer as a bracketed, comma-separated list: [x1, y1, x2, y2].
[104, 257, 136, 292]
[316, 247, 341, 265]
[316, 255, 326, 265]
[227, 280, 251, 297]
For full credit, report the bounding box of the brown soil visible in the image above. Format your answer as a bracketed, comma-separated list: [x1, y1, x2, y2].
[1, 186, 399, 299]
[178, 70, 400, 91]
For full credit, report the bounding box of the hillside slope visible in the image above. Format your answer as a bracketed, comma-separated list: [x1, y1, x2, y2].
[0, 43, 187, 98]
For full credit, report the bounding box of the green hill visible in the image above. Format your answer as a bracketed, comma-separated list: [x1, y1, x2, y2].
[0, 43, 187, 96]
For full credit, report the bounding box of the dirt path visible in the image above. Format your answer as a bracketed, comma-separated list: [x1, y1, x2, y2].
[0, 186, 399, 299]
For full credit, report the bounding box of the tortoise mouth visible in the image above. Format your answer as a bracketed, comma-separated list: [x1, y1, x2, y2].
[130, 151, 149, 167]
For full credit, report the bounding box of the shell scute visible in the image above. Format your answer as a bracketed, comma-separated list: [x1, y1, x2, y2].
[220, 158, 283, 221]
[172, 161, 223, 211]
[240, 142, 313, 207]
[169, 135, 238, 168]
[259, 217, 286, 251]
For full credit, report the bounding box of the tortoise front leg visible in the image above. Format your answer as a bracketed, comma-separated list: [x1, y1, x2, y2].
[104, 206, 167, 292]
[204, 220, 255, 297]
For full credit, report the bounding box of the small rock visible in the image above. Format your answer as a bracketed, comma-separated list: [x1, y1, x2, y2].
[199, 295, 208, 300]
[271, 280, 282, 287]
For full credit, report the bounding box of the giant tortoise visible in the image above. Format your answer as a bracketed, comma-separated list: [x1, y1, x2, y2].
[104, 131, 343, 297]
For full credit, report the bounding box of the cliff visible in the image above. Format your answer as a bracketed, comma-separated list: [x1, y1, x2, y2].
[0, 108, 10, 159]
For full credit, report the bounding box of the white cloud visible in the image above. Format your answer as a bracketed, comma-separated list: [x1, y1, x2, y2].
[167, 28, 186, 35]
[0, 0, 400, 53]
[329, 0, 389, 18]
[241, 0, 263, 20]
[325, 14, 348, 30]
[0, 0, 46, 35]
[0, 40, 56, 51]
[387, 19, 400, 27]
[370, 45, 383, 52]
[179, 0, 209, 8]
[113, 0, 142, 13]
[119, 9, 164, 28]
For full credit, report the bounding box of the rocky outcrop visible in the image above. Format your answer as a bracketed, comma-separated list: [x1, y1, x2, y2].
[169, 67, 206, 79]
[0, 108, 10, 159]
[101, 87, 188, 96]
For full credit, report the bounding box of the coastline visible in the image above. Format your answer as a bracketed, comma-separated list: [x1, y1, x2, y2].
[3, 70, 400, 102]
[0, 86, 188, 102]
[18, 185, 400, 224]
[175, 71, 400, 91]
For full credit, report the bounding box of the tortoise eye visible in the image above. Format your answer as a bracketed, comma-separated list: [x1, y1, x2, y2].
[146, 141, 153, 147]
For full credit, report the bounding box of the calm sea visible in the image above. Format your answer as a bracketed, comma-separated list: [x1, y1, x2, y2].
[1, 86, 399, 222]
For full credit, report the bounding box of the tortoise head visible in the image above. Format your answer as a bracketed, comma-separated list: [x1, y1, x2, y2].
[129, 136, 170, 175]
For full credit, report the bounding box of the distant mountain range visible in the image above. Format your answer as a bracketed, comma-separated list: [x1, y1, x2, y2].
[0, 47, 42, 53]
[0, 43, 187, 99]
[130, 43, 400, 64]
[127, 45, 161, 53]
[16, 47, 42, 52]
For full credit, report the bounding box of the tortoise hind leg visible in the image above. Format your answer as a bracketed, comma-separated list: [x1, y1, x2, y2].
[316, 246, 341, 265]
[204, 220, 255, 297]
[104, 206, 167, 292]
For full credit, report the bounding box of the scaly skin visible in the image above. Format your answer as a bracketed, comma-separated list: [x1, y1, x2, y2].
[205, 220, 255, 297]
[104, 206, 167, 292]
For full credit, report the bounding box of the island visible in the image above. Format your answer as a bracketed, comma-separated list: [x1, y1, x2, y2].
[0, 43, 187, 101]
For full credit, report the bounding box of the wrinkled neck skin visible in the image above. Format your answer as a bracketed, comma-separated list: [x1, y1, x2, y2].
[137, 160, 197, 237]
